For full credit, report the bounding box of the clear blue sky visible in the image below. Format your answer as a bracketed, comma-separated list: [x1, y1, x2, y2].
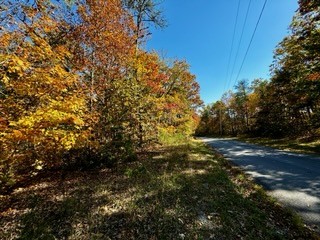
[146, 0, 298, 105]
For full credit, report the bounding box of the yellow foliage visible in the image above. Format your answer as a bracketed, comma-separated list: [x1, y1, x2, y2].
[0, 28, 89, 177]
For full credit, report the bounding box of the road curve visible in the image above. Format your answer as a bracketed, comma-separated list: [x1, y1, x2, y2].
[201, 137, 320, 230]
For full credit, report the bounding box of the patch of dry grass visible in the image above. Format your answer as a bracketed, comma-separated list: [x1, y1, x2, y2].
[240, 137, 320, 155]
[0, 140, 318, 239]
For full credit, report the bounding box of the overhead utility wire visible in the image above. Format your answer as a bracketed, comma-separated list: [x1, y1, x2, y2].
[223, 0, 241, 92]
[233, 0, 268, 87]
[227, 0, 252, 90]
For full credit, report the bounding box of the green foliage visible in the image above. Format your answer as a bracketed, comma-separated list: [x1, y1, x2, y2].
[125, 164, 148, 179]
[158, 127, 190, 146]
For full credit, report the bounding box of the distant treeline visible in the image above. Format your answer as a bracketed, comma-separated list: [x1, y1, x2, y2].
[197, 0, 320, 138]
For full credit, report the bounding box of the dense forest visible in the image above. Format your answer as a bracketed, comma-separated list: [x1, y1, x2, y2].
[0, 0, 202, 188]
[1, 1, 320, 239]
[197, 0, 320, 138]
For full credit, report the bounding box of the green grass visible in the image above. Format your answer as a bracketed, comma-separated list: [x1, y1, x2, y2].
[0, 140, 318, 239]
[158, 128, 190, 146]
[239, 136, 320, 155]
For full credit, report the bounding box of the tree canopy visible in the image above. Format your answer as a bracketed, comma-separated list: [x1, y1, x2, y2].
[0, 0, 202, 188]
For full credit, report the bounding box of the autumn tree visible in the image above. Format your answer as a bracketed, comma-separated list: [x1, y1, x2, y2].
[134, 53, 202, 142]
[156, 60, 202, 137]
[67, 0, 148, 162]
[0, 0, 203, 188]
[122, 0, 166, 47]
[298, 0, 320, 14]
[199, 0, 320, 139]
[255, 0, 320, 137]
[0, 1, 88, 184]
[196, 79, 268, 137]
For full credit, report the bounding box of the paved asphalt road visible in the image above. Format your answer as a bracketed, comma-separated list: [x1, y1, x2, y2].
[201, 137, 320, 230]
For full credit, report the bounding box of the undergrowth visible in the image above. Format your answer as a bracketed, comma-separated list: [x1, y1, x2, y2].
[0, 140, 318, 239]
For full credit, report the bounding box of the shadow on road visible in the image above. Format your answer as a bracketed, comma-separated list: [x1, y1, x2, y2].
[201, 137, 320, 229]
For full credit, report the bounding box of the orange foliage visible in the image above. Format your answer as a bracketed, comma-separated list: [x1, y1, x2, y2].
[0, 0, 203, 187]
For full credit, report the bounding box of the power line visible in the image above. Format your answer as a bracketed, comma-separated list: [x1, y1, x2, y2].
[223, 0, 241, 93]
[227, 0, 252, 90]
[233, 0, 268, 87]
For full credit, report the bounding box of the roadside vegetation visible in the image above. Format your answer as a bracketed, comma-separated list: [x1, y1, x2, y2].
[1, 0, 319, 239]
[1, 139, 318, 239]
[196, 1, 320, 141]
[0, 0, 202, 190]
[239, 136, 320, 155]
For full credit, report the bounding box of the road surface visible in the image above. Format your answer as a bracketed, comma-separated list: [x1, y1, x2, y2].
[201, 137, 320, 230]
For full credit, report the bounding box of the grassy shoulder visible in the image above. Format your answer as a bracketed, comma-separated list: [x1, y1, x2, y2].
[238, 136, 320, 155]
[0, 139, 318, 239]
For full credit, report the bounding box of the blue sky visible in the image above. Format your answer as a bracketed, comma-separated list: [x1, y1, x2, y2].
[146, 0, 298, 105]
